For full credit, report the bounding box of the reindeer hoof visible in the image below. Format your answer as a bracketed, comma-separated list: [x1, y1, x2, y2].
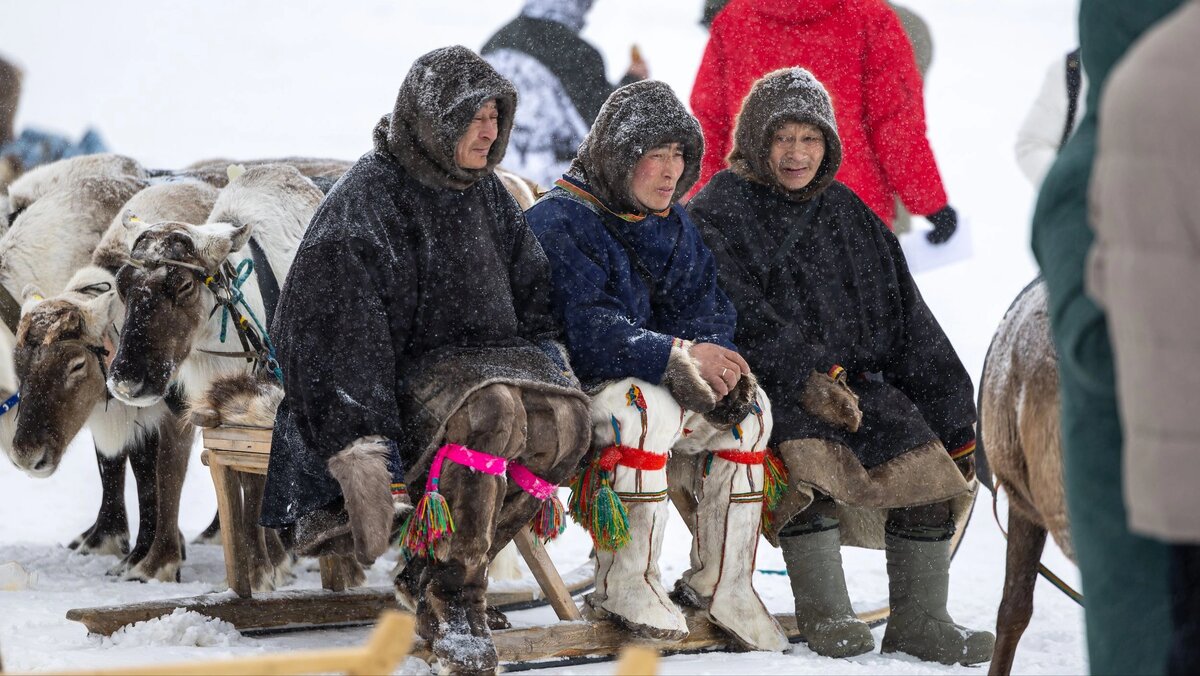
[124, 559, 182, 584]
[70, 530, 130, 557]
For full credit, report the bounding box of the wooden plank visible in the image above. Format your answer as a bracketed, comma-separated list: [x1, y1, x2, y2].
[512, 527, 583, 621]
[203, 437, 273, 454]
[55, 611, 414, 676]
[66, 569, 596, 636]
[202, 426, 274, 443]
[406, 610, 843, 664]
[205, 449, 270, 474]
[208, 461, 252, 598]
[319, 555, 347, 593]
[66, 588, 403, 637]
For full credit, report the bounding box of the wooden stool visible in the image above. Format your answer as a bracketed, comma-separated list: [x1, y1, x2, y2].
[200, 426, 582, 620]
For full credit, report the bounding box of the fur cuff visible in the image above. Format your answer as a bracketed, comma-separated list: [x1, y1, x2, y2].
[800, 368, 862, 432]
[188, 372, 283, 428]
[327, 436, 394, 567]
[662, 342, 718, 413]
[704, 372, 759, 429]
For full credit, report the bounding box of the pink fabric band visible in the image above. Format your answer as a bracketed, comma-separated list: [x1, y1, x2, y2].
[425, 443, 509, 492]
[509, 463, 559, 501]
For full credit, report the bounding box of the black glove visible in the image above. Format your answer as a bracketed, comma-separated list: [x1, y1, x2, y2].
[926, 204, 958, 245]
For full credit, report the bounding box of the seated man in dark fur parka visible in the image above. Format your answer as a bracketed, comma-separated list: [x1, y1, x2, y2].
[526, 80, 786, 651]
[688, 67, 995, 665]
[261, 45, 590, 674]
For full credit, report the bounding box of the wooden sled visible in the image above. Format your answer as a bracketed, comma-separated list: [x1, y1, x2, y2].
[69, 425, 588, 636]
[66, 423, 977, 669]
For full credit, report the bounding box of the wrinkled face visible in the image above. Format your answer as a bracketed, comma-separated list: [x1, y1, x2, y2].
[454, 99, 499, 170]
[9, 302, 110, 477]
[108, 229, 208, 406]
[768, 122, 826, 192]
[630, 142, 684, 212]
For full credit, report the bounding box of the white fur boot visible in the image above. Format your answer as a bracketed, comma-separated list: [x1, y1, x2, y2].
[586, 465, 689, 641]
[677, 455, 788, 651]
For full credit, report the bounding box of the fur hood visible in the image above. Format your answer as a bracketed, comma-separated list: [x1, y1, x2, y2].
[381, 45, 517, 191]
[728, 67, 843, 203]
[567, 80, 703, 215]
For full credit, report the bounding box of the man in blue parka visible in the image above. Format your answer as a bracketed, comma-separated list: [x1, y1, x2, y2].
[526, 80, 787, 652]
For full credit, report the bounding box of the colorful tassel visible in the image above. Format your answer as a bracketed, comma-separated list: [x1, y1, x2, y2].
[399, 489, 455, 557]
[589, 481, 631, 551]
[532, 495, 567, 542]
[762, 450, 788, 510]
[567, 451, 631, 551]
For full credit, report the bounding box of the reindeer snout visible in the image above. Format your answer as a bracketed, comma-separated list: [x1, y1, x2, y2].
[13, 447, 56, 478]
[107, 376, 162, 407]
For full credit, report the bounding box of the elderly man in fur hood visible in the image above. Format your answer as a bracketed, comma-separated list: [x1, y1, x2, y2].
[260, 46, 590, 673]
[688, 67, 994, 665]
[526, 80, 786, 651]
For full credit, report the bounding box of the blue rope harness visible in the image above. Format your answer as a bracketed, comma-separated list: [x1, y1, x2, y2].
[0, 392, 19, 417]
[206, 258, 283, 383]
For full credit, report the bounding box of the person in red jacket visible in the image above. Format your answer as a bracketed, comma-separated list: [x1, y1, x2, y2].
[689, 0, 958, 243]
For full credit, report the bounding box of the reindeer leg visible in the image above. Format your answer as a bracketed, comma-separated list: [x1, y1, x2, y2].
[238, 473, 291, 592]
[193, 511, 221, 546]
[70, 448, 129, 557]
[990, 509, 1048, 676]
[126, 417, 190, 583]
[109, 429, 160, 576]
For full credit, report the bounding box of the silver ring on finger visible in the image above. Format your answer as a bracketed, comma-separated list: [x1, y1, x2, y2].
[721, 367, 728, 378]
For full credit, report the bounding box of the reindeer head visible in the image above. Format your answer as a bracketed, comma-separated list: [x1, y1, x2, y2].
[107, 213, 252, 406]
[9, 283, 118, 477]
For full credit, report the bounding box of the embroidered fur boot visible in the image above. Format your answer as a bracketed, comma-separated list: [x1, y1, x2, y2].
[674, 454, 787, 651]
[586, 466, 689, 641]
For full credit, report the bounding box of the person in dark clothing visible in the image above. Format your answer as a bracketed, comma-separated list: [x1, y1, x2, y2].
[526, 80, 787, 651]
[481, 0, 646, 187]
[261, 45, 590, 673]
[688, 67, 993, 664]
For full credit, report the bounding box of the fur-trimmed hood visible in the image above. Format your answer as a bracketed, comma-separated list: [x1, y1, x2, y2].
[728, 67, 843, 202]
[380, 45, 517, 191]
[567, 80, 703, 215]
[520, 0, 594, 32]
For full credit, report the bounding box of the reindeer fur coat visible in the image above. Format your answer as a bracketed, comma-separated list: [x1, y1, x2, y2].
[261, 46, 583, 528]
[688, 69, 976, 468]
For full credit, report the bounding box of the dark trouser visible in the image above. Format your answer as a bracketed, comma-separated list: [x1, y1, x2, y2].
[1170, 544, 1200, 675]
[778, 492, 955, 542]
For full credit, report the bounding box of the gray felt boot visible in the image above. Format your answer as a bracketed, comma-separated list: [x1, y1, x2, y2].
[881, 534, 995, 665]
[780, 527, 875, 658]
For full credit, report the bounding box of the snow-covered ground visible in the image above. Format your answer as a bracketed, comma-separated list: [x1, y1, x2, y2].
[0, 1, 1086, 673]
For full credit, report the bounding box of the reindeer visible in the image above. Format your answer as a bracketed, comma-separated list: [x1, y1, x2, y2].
[978, 278, 1072, 676]
[8, 180, 218, 583]
[107, 164, 322, 590]
[0, 155, 148, 556]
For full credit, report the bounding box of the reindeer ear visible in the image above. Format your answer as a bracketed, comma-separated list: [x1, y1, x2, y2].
[191, 221, 254, 268]
[18, 284, 45, 318]
[121, 210, 145, 231]
[81, 289, 120, 335]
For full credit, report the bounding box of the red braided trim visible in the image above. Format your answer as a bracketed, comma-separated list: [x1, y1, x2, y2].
[949, 439, 977, 460]
[713, 450, 766, 465]
[597, 445, 668, 471]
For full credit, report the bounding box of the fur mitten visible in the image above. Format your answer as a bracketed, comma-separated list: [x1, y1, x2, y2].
[327, 436, 395, 566]
[661, 341, 718, 413]
[800, 366, 862, 432]
[704, 372, 759, 429]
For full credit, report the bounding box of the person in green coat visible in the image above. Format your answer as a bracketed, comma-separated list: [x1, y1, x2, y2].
[1029, 1, 1184, 673]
